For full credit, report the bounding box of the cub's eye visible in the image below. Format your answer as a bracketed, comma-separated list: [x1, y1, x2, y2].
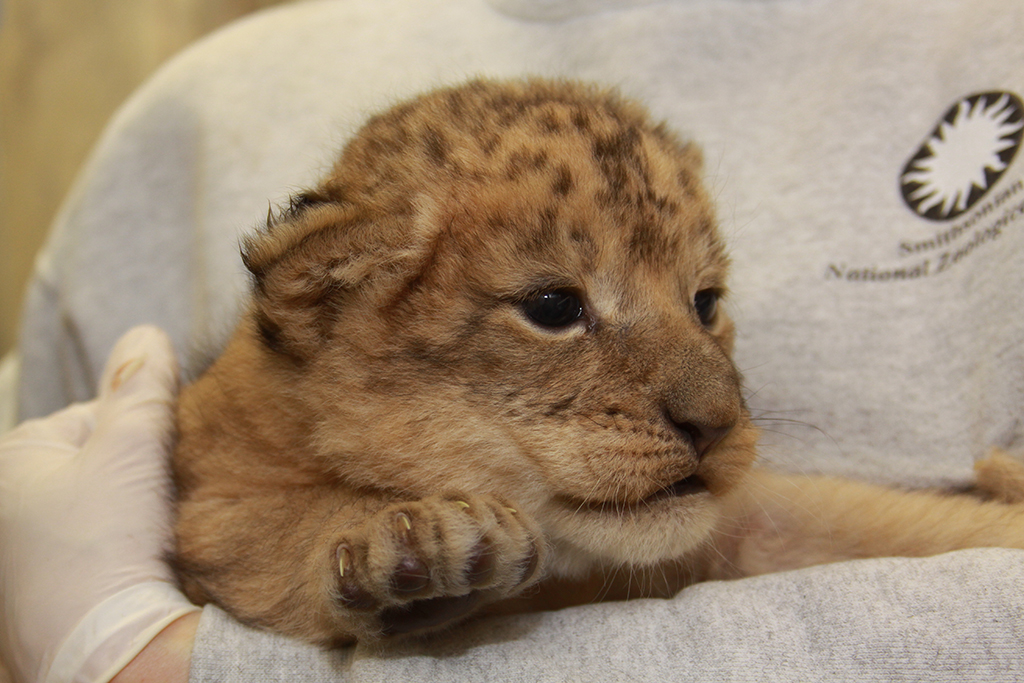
[693, 289, 718, 326]
[522, 290, 584, 329]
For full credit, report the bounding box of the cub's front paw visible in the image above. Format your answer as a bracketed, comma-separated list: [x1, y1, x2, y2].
[331, 494, 543, 639]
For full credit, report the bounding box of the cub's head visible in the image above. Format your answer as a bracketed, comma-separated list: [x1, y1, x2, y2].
[239, 79, 757, 576]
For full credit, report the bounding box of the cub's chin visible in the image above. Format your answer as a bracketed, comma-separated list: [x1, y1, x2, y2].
[539, 480, 722, 574]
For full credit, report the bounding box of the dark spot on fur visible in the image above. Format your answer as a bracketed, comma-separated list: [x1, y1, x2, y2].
[696, 214, 715, 237]
[423, 127, 450, 167]
[505, 152, 527, 181]
[538, 111, 563, 134]
[513, 206, 564, 261]
[538, 207, 559, 242]
[505, 149, 548, 181]
[481, 134, 501, 157]
[544, 393, 578, 416]
[493, 95, 529, 128]
[255, 313, 280, 349]
[592, 128, 643, 198]
[653, 195, 679, 216]
[628, 220, 678, 265]
[677, 168, 700, 198]
[445, 91, 466, 119]
[569, 225, 598, 266]
[254, 310, 306, 363]
[552, 165, 574, 196]
[629, 222, 656, 261]
[361, 123, 413, 167]
[571, 109, 591, 132]
[452, 306, 501, 347]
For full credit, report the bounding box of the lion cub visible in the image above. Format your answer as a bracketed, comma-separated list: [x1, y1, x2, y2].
[173, 78, 1024, 645]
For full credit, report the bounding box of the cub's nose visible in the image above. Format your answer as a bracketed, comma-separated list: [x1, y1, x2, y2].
[656, 327, 742, 461]
[664, 413, 733, 460]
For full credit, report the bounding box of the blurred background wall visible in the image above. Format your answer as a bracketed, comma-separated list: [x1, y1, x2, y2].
[0, 0, 294, 359]
[0, 4, 293, 679]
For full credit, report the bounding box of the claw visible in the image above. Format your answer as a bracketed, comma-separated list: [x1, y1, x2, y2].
[397, 512, 412, 530]
[337, 545, 351, 578]
[335, 545, 378, 611]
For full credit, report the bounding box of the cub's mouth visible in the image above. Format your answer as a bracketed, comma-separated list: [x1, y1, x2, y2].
[561, 473, 708, 514]
[646, 474, 707, 502]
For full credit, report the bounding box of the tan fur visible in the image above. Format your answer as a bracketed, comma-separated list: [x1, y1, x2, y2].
[173, 79, 1024, 645]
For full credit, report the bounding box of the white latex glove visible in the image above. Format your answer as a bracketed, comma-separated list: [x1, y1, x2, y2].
[0, 325, 200, 683]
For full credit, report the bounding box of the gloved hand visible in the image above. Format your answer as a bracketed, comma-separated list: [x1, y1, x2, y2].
[0, 325, 200, 683]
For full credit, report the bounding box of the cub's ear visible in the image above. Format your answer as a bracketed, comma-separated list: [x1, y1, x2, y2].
[239, 196, 437, 362]
[240, 215, 352, 363]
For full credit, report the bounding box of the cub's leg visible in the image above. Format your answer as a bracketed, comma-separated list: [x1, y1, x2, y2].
[175, 488, 543, 644]
[710, 450, 1024, 579]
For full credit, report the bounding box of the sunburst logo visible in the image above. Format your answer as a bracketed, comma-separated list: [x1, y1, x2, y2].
[900, 91, 1023, 221]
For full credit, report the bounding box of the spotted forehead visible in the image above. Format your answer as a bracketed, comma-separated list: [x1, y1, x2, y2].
[338, 80, 720, 265]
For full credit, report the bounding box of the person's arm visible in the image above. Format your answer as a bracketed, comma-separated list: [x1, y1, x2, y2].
[0, 326, 200, 683]
[110, 613, 198, 683]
